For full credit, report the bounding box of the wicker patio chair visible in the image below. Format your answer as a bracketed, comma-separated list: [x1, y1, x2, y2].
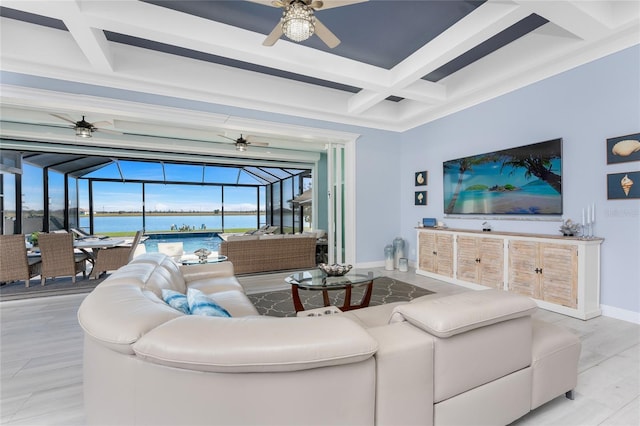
[70, 227, 91, 238]
[0, 234, 42, 288]
[90, 231, 143, 279]
[38, 232, 88, 286]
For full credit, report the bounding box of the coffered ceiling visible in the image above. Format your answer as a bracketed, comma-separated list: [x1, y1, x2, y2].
[0, 0, 638, 154]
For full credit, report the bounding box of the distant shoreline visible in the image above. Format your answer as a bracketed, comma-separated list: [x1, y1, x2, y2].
[91, 212, 256, 217]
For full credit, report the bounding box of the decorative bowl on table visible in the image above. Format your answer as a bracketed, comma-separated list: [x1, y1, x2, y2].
[194, 248, 212, 263]
[318, 263, 352, 276]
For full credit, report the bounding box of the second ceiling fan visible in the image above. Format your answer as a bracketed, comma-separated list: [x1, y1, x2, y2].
[50, 113, 119, 138]
[219, 134, 269, 151]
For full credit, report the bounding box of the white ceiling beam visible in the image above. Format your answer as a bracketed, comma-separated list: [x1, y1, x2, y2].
[347, 90, 389, 115]
[0, 120, 322, 163]
[70, 0, 392, 92]
[513, 0, 613, 40]
[1, 0, 114, 71]
[0, 0, 637, 132]
[62, 0, 114, 72]
[390, 1, 531, 88]
[347, 1, 531, 115]
[395, 80, 447, 104]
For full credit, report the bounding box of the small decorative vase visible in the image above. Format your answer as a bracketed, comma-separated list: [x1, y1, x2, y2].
[393, 237, 405, 269]
[384, 245, 394, 271]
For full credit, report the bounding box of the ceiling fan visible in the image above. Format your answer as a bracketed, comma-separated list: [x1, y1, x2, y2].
[262, 0, 366, 48]
[50, 113, 118, 138]
[219, 134, 269, 151]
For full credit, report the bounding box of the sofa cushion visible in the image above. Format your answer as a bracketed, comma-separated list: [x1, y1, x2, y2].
[96, 262, 156, 288]
[204, 289, 259, 317]
[187, 288, 231, 317]
[132, 315, 378, 373]
[78, 283, 183, 354]
[530, 319, 581, 409]
[340, 302, 408, 329]
[142, 265, 186, 298]
[162, 289, 190, 314]
[390, 289, 537, 338]
[130, 253, 187, 293]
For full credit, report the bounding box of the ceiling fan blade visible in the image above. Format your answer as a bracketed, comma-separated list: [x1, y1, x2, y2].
[50, 113, 77, 125]
[318, 0, 367, 10]
[94, 128, 121, 135]
[245, 136, 269, 147]
[90, 121, 113, 127]
[217, 134, 237, 142]
[263, 24, 283, 46]
[245, 0, 284, 8]
[309, 1, 324, 9]
[314, 19, 340, 48]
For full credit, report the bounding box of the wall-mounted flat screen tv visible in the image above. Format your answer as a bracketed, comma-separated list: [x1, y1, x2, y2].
[443, 138, 562, 215]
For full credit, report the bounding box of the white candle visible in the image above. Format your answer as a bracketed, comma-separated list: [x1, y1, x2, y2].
[582, 209, 585, 226]
[586, 207, 590, 225]
[592, 203, 595, 223]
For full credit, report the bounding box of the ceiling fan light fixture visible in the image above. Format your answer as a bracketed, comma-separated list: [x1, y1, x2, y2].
[76, 126, 92, 138]
[282, 2, 315, 42]
[236, 141, 248, 152]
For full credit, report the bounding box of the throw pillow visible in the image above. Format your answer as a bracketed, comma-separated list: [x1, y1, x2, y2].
[161, 289, 190, 314]
[187, 288, 232, 318]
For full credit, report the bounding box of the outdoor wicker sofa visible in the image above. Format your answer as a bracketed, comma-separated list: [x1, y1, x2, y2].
[219, 234, 317, 274]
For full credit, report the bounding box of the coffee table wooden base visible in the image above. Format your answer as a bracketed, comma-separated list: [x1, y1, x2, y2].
[291, 280, 374, 312]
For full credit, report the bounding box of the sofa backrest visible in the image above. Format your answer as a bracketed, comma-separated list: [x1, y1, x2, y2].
[219, 236, 316, 274]
[129, 252, 187, 295]
[390, 289, 537, 403]
[78, 261, 184, 354]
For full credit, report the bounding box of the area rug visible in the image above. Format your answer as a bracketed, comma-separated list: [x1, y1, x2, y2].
[248, 277, 434, 317]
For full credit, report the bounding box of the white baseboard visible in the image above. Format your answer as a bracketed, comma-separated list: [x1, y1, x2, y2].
[601, 304, 640, 324]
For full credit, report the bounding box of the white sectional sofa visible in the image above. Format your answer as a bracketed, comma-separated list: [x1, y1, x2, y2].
[78, 253, 581, 426]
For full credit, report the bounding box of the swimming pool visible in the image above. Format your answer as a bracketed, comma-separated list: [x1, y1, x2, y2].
[143, 232, 223, 254]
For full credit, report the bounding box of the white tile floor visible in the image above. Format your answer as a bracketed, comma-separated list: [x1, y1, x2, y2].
[1, 268, 638, 425]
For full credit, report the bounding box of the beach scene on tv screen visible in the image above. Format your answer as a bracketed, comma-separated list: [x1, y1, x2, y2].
[443, 139, 562, 215]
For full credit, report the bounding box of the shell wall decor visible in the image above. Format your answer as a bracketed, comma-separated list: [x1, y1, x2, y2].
[607, 171, 640, 199]
[607, 133, 640, 164]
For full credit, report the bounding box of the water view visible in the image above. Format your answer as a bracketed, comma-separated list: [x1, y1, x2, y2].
[143, 233, 223, 253]
[80, 214, 265, 233]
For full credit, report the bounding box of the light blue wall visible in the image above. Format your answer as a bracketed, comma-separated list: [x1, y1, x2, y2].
[354, 132, 402, 262]
[4, 44, 638, 314]
[397, 45, 640, 314]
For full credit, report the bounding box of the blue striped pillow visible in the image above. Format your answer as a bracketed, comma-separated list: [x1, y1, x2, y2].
[187, 288, 231, 318]
[161, 289, 190, 314]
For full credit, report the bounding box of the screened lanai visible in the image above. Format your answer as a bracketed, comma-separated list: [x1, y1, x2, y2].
[1, 150, 313, 237]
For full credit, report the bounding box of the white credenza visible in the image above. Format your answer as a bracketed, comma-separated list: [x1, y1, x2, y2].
[416, 228, 603, 320]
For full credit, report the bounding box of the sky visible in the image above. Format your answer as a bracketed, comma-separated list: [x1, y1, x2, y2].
[21, 163, 266, 212]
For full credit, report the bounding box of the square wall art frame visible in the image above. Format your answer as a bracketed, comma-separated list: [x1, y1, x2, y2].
[606, 132, 640, 164]
[415, 191, 427, 206]
[607, 171, 639, 199]
[415, 171, 428, 186]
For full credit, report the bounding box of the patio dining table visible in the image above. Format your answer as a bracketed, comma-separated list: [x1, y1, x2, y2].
[73, 237, 126, 264]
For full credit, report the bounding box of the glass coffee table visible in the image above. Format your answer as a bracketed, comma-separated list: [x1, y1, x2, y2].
[180, 255, 228, 265]
[285, 269, 379, 312]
